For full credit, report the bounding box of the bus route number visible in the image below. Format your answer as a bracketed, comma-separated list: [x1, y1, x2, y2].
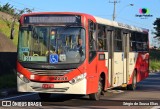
[24, 56, 32, 61]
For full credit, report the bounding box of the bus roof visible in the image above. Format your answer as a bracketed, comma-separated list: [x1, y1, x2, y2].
[94, 16, 149, 33]
[20, 12, 149, 33]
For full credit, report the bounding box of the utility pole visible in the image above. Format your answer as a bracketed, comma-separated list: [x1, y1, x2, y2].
[109, 0, 120, 21]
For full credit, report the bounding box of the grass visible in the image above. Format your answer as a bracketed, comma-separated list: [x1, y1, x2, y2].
[0, 18, 19, 46]
[149, 49, 160, 71]
[0, 72, 17, 89]
[150, 60, 160, 71]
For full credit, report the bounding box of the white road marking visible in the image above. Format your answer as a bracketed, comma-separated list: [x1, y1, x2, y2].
[107, 90, 124, 93]
[0, 93, 37, 100]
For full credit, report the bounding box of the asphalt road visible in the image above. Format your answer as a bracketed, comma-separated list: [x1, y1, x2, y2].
[0, 72, 160, 109]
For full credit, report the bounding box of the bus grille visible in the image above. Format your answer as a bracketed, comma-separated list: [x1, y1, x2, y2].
[26, 68, 73, 76]
[31, 86, 69, 92]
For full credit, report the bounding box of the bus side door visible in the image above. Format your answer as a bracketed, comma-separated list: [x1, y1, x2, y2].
[113, 29, 124, 86]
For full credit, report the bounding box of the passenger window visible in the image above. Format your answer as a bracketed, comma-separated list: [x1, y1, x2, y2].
[97, 25, 107, 51]
[130, 32, 136, 52]
[114, 29, 122, 52]
[135, 33, 148, 51]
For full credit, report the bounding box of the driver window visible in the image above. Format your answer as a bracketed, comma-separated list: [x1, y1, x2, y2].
[89, 20, 96, 62]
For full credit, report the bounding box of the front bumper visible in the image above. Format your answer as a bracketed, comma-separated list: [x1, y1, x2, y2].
[17, 76, 87, 94]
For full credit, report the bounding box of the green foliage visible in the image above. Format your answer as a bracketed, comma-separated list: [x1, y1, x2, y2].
[150, 49, 160, 71]
[0, 2, 34, 17]
[153, 18, 160, 39]
[150, 60, 160, 71]
[0, 18, 19, 45]
[0, 2, 34, 45]
[0, 3, 15, 15]
[150, 49, 160, 61]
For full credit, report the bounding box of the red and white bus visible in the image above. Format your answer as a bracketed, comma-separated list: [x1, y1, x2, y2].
[17, 12, 149, 100]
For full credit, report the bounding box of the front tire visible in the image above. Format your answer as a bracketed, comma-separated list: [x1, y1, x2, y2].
[127, 70, 137, 90]
[89, 77, 103, 101]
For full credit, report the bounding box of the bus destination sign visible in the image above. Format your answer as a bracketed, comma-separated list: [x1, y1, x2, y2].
[24, 15, 81, 24]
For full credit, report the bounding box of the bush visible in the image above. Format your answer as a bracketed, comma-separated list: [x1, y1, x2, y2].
[150, 60, 160, 70]
[149, 49, 160, 71]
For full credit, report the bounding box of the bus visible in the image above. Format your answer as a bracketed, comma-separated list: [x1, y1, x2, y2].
[17, 12, 149, 100]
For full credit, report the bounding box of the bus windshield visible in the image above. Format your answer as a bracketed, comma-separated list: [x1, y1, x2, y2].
[18, 26, 85, 64]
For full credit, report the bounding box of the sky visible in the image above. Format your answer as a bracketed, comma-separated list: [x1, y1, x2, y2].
[0, 0, 160, 46]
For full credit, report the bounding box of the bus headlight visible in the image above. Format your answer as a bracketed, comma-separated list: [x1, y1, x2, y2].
[69, 73, 86, 84]
[17, 72, 30, 83]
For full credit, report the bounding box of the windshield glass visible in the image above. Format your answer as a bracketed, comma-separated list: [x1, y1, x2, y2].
[18, 26, 85, 64]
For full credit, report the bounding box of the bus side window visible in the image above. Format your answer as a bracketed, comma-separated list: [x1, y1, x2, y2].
[135, 33, 144, 51]
[89, 31, 96, 51]
[142, 34, 149, 51]
[130, 32, 136, 52]
[98, 25, 107, 51]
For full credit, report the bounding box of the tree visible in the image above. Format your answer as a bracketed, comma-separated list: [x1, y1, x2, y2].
[10, 8, 34, 39]
[0, 3, 34, 39]
[0, 3, 14, 15]
[153, 18, 160, 40]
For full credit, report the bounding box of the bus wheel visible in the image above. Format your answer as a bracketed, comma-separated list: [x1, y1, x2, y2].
[38, 93, 51, 101]
[127, 70, 137, 90]
[89, 77, 103, 101]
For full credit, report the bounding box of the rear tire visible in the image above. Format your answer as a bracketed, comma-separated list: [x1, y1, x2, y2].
[89, 77, 103, 101]
[127, 70, 137, 90]
[38, 93, 51, 101]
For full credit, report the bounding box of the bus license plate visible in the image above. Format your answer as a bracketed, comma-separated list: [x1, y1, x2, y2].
[42, 84, 54, 89]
